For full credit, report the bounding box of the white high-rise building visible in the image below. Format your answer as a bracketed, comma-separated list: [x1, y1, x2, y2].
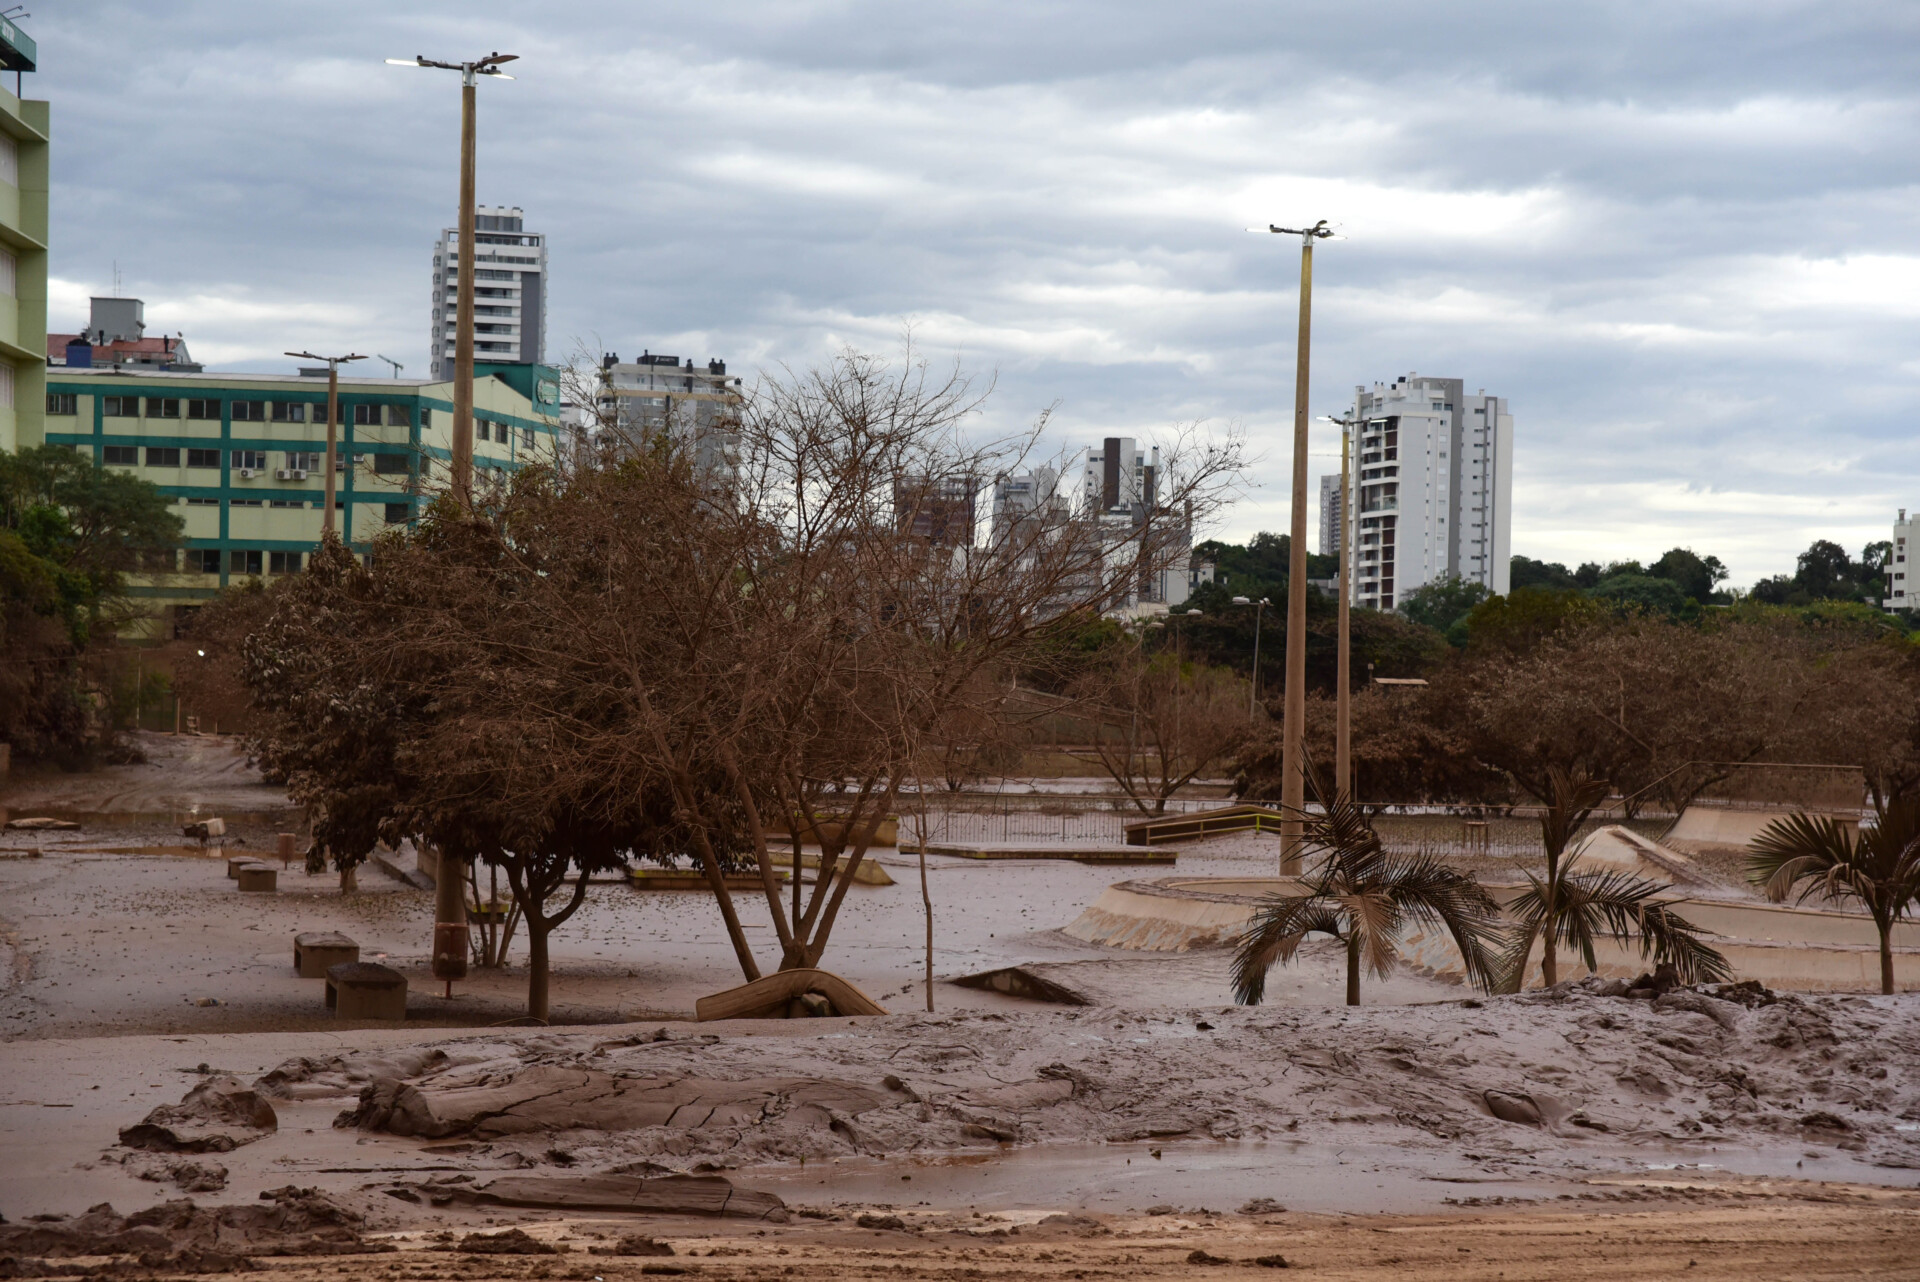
[1344, 373, 1512, 611]
[431, 206, 547, 379]
[1885, 509, 1915, 611]
[1319, 473, 1344, 558]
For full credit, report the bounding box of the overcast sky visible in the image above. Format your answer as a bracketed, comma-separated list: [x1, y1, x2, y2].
[37, 1, 1920, 585]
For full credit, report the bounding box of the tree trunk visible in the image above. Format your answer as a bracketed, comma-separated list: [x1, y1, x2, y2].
[921, 844, 934, 1013]
[339, 864, 356, 893]
[1881, 924, 1895, 996]
[526, 920, 551, 1022]
[1541, 943, 1557, 988]
[1345, 933, 1360, 1006]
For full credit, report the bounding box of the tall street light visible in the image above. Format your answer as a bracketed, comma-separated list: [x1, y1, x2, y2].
[1253, 219, 1333, 874]
[1230, 595, 1271, 720]
[286, 351, 365, 538]
[388, 49, 516, 999]
[387, 51, 517, 509]
[1322, 413, 1362, 804]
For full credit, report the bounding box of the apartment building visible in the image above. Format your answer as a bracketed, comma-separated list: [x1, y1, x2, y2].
[1344, 373, 1513, 611]
[1886, 509, 1915, 611]
[595, 350, 742, 480]
[1318, 472, 1345, 558]
[431, 206, 546, 379]
[0, 16, 46, 455]
[49, 296, 198, 372]
[43, 364, 555, 633]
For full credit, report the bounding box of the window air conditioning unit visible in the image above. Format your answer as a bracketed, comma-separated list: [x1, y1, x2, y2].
[293, 469, 308, 481]
[237, 468, 256, 479]
[335, 458, 348, 471]
[275, 468, 293, 480]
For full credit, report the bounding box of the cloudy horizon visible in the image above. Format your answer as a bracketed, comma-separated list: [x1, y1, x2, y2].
[37, 1, 1920, 588]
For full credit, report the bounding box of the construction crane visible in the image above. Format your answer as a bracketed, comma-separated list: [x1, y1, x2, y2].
[376, 354, 404, 379]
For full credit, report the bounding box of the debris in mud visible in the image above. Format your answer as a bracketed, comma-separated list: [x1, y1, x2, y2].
[1237, 1199, 1285, 1216]
[588, 1236, 674, 1257]
[131, 1158, 228, 1193]
[1186, 1248, 1231, 1265]
[118, 1077, 276, 1154]
[0, 1189, 383, 1259]
[4, 818, 79, 831]
[1252, 1253, 1291, 1268]
[436, 1229, 565, 1256]
[422, 1174, 789, 1222]
[856, 1213, 908, 1230]
[1483, 1090, 1544, 1127]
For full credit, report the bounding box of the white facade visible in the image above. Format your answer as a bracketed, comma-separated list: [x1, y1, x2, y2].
[1886, 508, 1915, 610]
[1318, 472, 1344, 557]
[1082, 436, 1157, 514]
[1345, 373, 1512, 611]
[431, 206, 547, 379]
[596, 351, 742, 482]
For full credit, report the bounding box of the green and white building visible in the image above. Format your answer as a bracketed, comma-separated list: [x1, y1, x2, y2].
[0, 17, 48, 455]
[43, 363, 561, 634]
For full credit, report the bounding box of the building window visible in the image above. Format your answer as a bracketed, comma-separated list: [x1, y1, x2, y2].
[0, 247, 15, 298]
[185, 548, 221, 573]
[521, 426, 535, 448]
[230, 498, 263, 507]
[269, 551, 303, 574]
[186, 448, 221, 468]
[271, 402, 307, 423]
[103, 445, 137, 465]
[387, 405, 410, 427]
[353, 403, 381, 426]
[103, 395, 138, 417]
[185, 497, 219, 507]
[47, 392, 77, 416]
[234, 450, 267, 471]
[285, 451, 320, 471]
[372, 453, 409, 475]
[187, 399, 220, 421]
[146, 447, 180, 467]
[384, 502, 410, 524]
[231, 400, 266, 423]
[268, 499, 304, 509]
[420, 409, 432, 428]
[229, 549, 263, 576]
[148, 397, 180, 418]
[0, 133, 16, 186]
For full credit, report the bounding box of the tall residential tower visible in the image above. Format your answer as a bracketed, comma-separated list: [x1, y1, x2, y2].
[0, 17, 45, 454]
[430, 206, 546, 380]
[1340, 373, 1512, 611]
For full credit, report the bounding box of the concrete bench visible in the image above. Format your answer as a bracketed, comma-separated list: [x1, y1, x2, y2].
[227, 855, 258, 879]
[294, 931, 359, 978]
[236, 863, 278, 892]
[325, 961, 407, 1021]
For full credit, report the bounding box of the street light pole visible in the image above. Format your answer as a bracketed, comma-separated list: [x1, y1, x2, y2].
[1233, 594, 1271, 720]
[388, 49, 517, 999]
[387, 51, 518, 509]
[286, 351, 365, 539]
[1255, 220, 1333, 874]
[1321, 413, 1363, 803]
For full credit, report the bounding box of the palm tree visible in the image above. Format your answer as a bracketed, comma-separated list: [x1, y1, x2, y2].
[1232, 788, 1501, 1006]
[1750, 797, 1920, 995]
[1500, 766, 1731, 989]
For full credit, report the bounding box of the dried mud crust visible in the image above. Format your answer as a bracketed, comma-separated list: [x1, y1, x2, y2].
[234, 984, 1920, 1173]
[6, 1203, 1920, 1281]
[0, 1186, 387, 1259]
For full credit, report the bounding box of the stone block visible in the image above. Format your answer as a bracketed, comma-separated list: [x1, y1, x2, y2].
[326, 961, 407, 1021]
[226, 855, 256, 879]
[294, 931, 359, 978]
[236, 864, 278, 892]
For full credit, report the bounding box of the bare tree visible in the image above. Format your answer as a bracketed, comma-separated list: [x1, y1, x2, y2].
[1071, 638, 1253, 815]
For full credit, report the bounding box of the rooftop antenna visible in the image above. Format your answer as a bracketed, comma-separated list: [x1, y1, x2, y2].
[1, 8, 31, 19]
[112, 260, 121, 295]
[376, 354, 404, 378]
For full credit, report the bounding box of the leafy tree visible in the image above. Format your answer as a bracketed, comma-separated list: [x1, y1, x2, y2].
[1232, 787, 1500, 1005]
[0, 445, 182, 763]
[1573, 562, 1605, 588]
[1647, 547, 1729, 603]
[1194, 531, 1336, 602]
[1588, 572, 1698, 619]
[1498, 768, 1731, 989]
[1070, 642, 1252, 814]
[1509, 555, 1579, 591]
[1459, 586, 1599, 654]
[1396, 573, 1490, 636]
[1750, 798, 1920, 994]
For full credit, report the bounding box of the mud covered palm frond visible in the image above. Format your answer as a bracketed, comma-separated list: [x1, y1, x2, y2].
[1503, 867, 1732, 987]
[1232, 896, 1345, 1005]
[1375, 853, 1503, 991]
[1540, 765, 1612, 865]
[1750, 798, 1920, 924]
